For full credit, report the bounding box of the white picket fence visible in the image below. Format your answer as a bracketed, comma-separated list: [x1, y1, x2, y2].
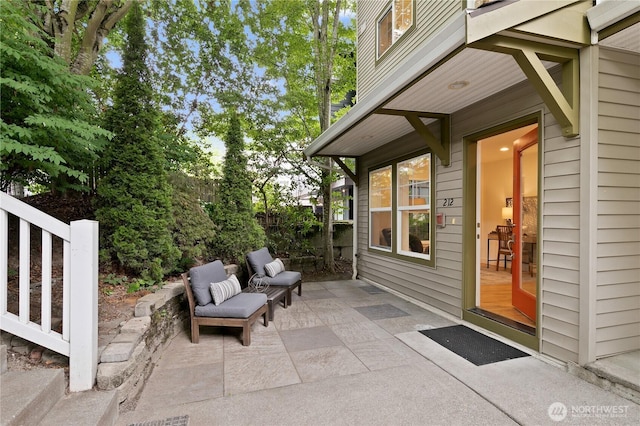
[0, 191, 98, 391]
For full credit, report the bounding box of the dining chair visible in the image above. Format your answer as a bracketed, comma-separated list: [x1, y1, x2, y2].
[496, 225, 513, 272]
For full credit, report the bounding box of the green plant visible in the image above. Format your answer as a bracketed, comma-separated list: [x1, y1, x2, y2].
[169, 171, 217, 271]
[0, 0, 111, 192]
[207, 114, 266, 263]
[126, 277, 153, 294]
[94, 2, 179, 282]
[103, 273, 127, 286]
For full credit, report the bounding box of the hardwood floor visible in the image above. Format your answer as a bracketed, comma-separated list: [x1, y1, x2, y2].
[479, 268, 536, 328]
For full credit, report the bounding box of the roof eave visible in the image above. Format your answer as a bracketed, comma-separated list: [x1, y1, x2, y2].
[304, 13, 467, 159]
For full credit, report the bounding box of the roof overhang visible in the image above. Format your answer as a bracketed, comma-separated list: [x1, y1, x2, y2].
[304, 1, 637, 164]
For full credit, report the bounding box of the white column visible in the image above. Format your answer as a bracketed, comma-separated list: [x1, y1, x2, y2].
[69, 220, 99, 391]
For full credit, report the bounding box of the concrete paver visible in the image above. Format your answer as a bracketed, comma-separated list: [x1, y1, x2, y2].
[117, 280, 640, 426]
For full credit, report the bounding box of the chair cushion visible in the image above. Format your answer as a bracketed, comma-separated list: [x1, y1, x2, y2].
[194, 293, 267, 318]
[210, 274, 241, 305]
[268, 270, 301, 287]
[190, 260, 228, 306]
[264, 258, 285, 277]
[246, 247, 273, 276]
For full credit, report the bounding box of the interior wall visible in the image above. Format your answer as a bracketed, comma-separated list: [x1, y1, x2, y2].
[481, 155, 513, 265]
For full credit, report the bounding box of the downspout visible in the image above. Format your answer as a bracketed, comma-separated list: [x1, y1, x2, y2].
[352, 183, 358, 280]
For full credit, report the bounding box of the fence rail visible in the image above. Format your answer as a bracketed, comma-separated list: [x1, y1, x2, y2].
[0, 191, 98, 391]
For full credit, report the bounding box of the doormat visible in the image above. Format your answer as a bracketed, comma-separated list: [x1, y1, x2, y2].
[419, 325, 530, 366]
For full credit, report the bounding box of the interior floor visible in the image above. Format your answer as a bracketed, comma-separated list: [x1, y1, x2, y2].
[479, 266, 536, 328]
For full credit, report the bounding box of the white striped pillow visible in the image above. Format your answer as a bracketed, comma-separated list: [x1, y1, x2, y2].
[209, 274, 241, 305]
[264, 258, 285, 277]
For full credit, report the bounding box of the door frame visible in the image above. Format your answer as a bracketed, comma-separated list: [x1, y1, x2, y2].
[462, 113, 542, 351]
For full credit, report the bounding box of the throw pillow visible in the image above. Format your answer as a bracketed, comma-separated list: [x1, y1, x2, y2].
[209, 274, 241, 306]
[264, 258, 285, 277]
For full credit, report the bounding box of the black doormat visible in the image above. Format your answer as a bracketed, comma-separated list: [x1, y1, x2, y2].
[419, 325, 530, 366]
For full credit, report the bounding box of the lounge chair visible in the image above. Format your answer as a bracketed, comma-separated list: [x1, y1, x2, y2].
[182, 260, 268, 345]
[246, 248, 302, 306]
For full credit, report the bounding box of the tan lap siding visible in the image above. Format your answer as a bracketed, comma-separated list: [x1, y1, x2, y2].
[357, 131, 463, 317]
[541, 113, 581, 362]
[595, 47, 640, 358]
[357, 1, 462, 100]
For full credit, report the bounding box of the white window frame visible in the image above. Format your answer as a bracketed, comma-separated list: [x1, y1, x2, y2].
[396, 154, 431, 260]
[369, 166, 392, 252]
[376, 0, 414, 59]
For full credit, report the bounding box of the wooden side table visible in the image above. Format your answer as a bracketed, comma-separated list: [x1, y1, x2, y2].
[242, 286, 287, 321]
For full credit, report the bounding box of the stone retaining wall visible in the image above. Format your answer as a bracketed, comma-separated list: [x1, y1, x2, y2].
[96, 264, 238, 407]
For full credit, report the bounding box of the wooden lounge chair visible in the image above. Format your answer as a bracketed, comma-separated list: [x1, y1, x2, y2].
[182, 260, 268, 345]
[246, 248, 302, 306]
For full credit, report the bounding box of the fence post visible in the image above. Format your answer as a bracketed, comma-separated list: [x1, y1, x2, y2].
[69, 220, 99, 391]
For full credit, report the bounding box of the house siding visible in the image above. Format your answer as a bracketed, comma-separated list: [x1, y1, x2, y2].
[595, 47, 640, 358]
[356, 64, 600, 362]
[357, 0, 462, 100]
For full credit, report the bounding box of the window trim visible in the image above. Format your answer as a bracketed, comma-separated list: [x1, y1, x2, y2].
[376, 0, 416, 60]
[368, 165, 393, 252]
[368, 150, 435, 267]
[396, 153, 431, 259]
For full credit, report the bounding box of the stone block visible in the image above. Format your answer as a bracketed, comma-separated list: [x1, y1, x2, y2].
[120, 316, 150, 334]
[161, 282, 184, 300]
[100, 342, 136, 363]
[134, 293, 165, 317]
[111, 332, 142, 345]
[97, 341, 148, 391]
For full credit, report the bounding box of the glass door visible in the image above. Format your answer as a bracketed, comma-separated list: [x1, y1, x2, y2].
[511, 129, 538, 321]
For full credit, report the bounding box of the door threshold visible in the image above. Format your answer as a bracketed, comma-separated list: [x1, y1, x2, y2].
[469, 308, 536, 336]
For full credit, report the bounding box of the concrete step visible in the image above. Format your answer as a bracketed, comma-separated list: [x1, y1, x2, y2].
[39, 389, 118, 426]
[0, 369, 64, 426]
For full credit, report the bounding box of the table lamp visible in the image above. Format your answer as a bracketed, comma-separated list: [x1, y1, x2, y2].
[501, 206, 513, 226]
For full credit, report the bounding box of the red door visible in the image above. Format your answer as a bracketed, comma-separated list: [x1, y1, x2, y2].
[512, 129, 537, 320]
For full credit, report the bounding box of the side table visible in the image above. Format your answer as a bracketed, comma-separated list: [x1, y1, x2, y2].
[242, 286, 287, 321]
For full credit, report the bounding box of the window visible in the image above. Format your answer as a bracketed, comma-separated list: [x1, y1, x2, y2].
[397, 154, 430, 258]
[369, 153, 432, 261]
[369, 166, 392, 250]
[377, 0, 414, 59]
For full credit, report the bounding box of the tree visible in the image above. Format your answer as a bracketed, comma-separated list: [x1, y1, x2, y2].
[0, 0, 111, 192]
[244, 0, 356, 272]
[31, 0, 133, 75]
[95, 1, 179, 282]
[207, 114, 266, 264]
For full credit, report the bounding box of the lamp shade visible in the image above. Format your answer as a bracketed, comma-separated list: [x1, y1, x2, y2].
[501, 207, 513, 220]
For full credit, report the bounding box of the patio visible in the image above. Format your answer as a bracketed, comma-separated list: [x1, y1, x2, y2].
[117, 279, 640, 426]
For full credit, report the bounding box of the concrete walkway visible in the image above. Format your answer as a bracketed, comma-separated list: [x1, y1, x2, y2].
[117, 280, 639, 426]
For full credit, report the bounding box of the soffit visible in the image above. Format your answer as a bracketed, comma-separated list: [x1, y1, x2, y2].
[599, 21, 640, 52]
[312, 47, 544, 157]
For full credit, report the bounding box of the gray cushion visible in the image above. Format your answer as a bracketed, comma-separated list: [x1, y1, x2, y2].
[190, 260, 228, 306]
[246, 247, 273, 276]
[268, 270, 301, 287]
[194, 293, 267, 318]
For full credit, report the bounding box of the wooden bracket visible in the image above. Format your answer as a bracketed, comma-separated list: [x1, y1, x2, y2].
[471, 36, 580, 137]
[375, 109, 451, 166]
[331, 156, 357, 184]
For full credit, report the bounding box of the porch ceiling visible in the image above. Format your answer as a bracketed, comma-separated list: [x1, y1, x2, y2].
[309, 47, 546, 158]
[306, 18, 639, 160]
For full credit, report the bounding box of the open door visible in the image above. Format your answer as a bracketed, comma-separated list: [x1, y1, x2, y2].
[511, 129, 538, 320]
